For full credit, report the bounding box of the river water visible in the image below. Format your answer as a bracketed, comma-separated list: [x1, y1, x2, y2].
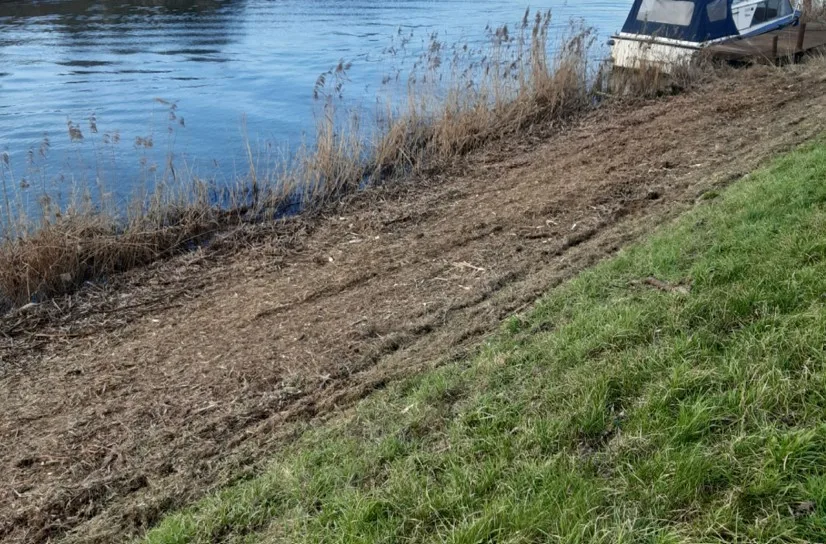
[0, 0, 631, 207]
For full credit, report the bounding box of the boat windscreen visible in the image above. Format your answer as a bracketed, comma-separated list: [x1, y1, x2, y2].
[622, 0, 740, 43]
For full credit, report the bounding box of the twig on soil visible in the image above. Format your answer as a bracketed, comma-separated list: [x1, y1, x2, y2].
[452, 261, 486, 272]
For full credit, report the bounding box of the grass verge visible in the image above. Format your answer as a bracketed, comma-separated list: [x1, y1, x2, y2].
[140, 141, 826, 543]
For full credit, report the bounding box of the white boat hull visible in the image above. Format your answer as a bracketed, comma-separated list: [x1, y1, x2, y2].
[611, 36, 700, 73]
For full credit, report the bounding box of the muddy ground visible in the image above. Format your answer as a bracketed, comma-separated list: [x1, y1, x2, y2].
[2, 63, 826, 543]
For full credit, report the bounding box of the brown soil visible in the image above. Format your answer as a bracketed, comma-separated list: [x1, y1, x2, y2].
[2, 63, 826, 543]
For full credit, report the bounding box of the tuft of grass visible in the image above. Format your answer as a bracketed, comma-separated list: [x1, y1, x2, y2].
[0, 13, 698, 308]
[142, 141, 826, 543]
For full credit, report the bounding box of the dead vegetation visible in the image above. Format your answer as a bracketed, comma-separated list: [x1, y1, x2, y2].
[0, 13, 709, 309]
[0, 212, 223, 313]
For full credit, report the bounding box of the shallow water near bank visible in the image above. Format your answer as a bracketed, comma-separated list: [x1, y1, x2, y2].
[0, 0, 631, 206]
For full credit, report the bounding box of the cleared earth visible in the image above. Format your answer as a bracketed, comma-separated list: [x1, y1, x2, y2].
[2, 62, 826, 543]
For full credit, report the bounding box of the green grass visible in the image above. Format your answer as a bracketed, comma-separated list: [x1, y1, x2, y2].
[142, 143, 826, 543]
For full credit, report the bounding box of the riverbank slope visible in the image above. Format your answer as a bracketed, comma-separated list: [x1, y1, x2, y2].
[148, 117, 826, 544]
[2, 61, 826, 543]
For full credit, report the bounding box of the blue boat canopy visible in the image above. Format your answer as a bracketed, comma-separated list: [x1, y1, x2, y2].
[621, 0, 740, 43]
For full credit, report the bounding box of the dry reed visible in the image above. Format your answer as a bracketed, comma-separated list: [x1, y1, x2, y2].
[0, 12, 705, 308]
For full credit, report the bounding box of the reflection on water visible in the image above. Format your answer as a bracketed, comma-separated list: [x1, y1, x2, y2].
[0, 0, 631, 204]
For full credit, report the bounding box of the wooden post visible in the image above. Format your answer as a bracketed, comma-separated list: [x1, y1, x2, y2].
[799, 0, 813, 65]
[796, 22, 807, 56]
[772, 34, 779, 63]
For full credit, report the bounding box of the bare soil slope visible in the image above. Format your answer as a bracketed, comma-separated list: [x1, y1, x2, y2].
[2, 64, 826, 543]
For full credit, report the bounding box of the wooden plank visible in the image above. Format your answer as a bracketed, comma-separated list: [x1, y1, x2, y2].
[707, 22, 826, 63]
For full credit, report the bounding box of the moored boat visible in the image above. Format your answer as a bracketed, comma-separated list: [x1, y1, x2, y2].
[611, 0, 801, 71]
